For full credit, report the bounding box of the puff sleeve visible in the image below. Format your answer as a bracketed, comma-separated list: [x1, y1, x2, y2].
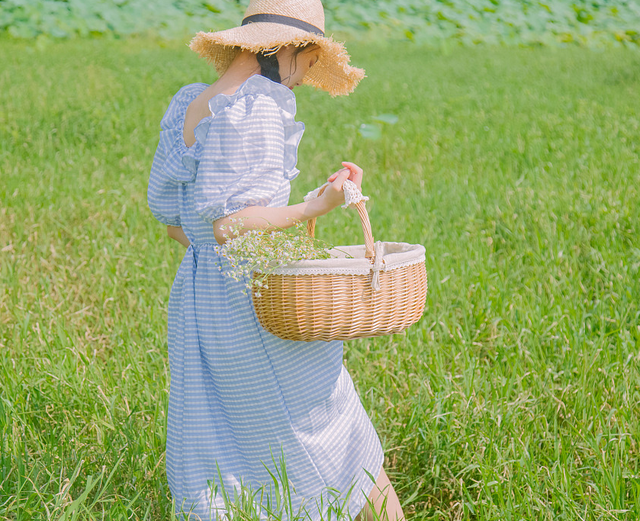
[147, 83, 208, 226]
[194, 91, 296, 224]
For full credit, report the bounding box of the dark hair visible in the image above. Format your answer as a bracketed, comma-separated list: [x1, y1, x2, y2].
[256, 43, 314, 84]
[256, 50, 281, 83]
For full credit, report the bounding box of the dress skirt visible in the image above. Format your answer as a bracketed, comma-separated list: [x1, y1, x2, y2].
[165, 243, 384, 519]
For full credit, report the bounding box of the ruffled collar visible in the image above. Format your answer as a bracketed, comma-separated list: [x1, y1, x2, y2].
[208, 74, 297, 118]
[182, 74, 304, 181]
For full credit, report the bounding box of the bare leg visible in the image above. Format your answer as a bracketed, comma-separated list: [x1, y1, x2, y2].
[355, 467, 406, 521]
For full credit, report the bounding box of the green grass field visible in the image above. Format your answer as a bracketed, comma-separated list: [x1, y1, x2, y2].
[1, 38, 640, 520]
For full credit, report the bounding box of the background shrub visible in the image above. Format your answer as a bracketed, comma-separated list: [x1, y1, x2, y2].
[1, 0, 639, 47]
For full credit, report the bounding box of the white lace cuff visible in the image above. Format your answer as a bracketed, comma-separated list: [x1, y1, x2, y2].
[303, 179, 369, 209]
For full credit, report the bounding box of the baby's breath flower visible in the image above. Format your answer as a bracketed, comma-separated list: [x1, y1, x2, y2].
[217, 218, 333, 294]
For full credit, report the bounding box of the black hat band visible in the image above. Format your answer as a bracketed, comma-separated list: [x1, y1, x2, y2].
[241, 13, 324, 37]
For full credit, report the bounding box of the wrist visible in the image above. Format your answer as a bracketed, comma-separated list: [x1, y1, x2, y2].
[304, 197, 331, 220]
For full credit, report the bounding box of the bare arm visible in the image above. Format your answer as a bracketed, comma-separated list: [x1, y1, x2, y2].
[213, 165, 361, 245]
[163, 163, 363, 247]
[213, 198, 328, 244]
[167, 225, 191, 248]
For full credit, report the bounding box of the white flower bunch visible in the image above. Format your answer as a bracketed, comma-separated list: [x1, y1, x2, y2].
[215, 217, 333, 297]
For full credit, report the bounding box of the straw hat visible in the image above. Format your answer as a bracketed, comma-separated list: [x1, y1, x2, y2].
[189, 0, 365, 96]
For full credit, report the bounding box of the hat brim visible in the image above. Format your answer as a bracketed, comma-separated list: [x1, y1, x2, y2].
[189, 23, 365, 97]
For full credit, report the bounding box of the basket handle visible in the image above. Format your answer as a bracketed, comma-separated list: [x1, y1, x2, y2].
[305, 180, 375, 261]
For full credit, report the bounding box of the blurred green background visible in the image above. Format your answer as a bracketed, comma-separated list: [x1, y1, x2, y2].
[1, 1, 640, 520]
[1, 0, 640, 47]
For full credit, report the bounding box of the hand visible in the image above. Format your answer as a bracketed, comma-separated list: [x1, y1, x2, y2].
[327, 161, 363, 191]
[318, 167, 352, 211]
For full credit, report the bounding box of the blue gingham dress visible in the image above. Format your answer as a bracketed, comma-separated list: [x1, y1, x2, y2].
[148, 74, 384, 519]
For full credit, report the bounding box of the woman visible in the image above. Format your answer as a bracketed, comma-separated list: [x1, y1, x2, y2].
[148, 0, 405, 519]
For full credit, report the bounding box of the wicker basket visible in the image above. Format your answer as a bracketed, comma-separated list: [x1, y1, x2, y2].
[252, 183, 428, 342]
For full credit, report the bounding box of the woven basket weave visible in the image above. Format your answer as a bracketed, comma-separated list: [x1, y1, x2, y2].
[252, 184, 428, 342]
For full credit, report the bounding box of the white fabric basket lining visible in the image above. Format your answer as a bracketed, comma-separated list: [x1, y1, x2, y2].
[267, 241, 426, 276]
